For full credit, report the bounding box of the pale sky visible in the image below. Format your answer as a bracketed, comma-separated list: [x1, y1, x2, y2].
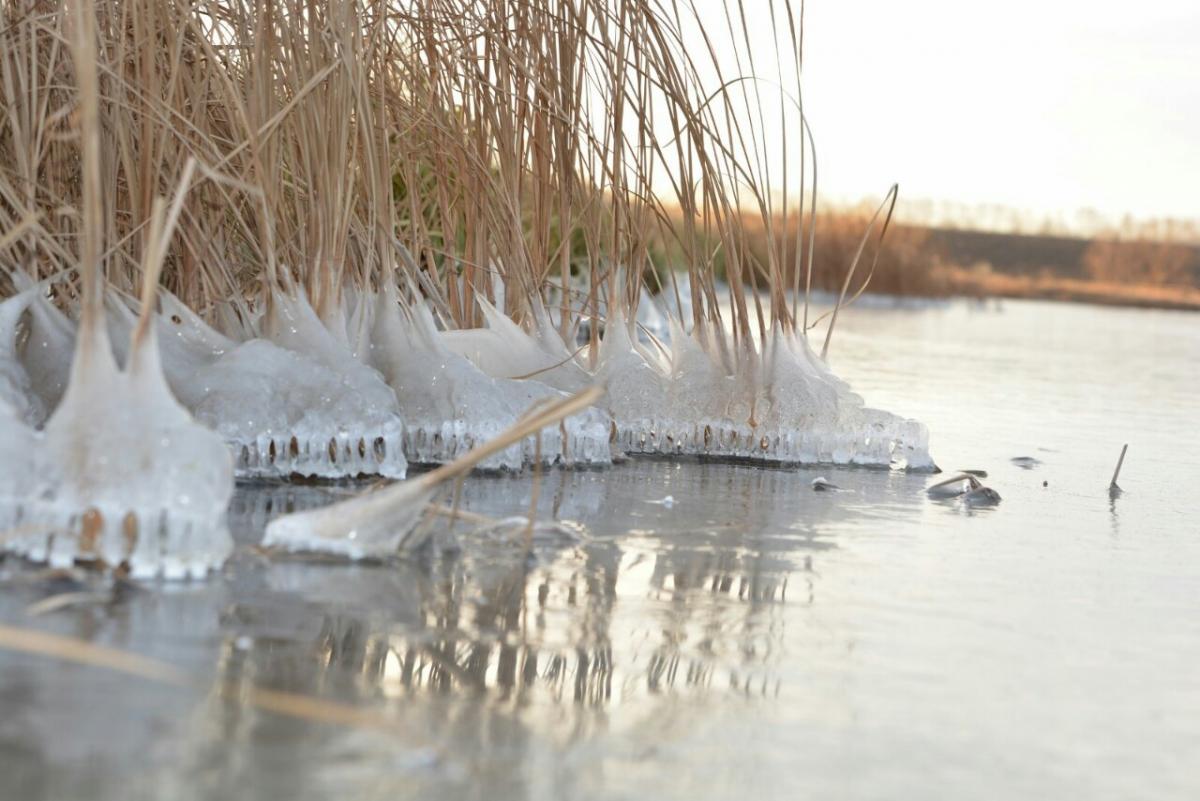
[799, 0, 1200, 224]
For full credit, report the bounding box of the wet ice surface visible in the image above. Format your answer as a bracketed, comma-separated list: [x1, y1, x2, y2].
[2, 298, 1199, 801]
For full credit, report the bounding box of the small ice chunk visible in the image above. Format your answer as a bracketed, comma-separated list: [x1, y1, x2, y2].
[927, 475, 968, 499]
[926, 473, 1001, 506]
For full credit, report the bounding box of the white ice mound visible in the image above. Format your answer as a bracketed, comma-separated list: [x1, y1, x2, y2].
[0, 319, 234, 579]
[255, 289, 408, 479]
[365, 288, 611, 469]
[104, 289, 408, 480]
[440, 298, 592, 392]
[601, 313, 935, 470]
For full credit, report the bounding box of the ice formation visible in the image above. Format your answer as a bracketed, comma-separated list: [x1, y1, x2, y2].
[0, 279, 75, 426]
[927, 473, 1001, 505]
[543, 275, 695, 345]
[0, 291, 44, 425]
[598, 311, 935, 470]
[101, 288, 409, 480]
[0, 300, 235, 578]
[3, 272, 933, 480]
[364, 287, 610, 469]
[262, 387, 604, 559]
[441, 299, 593, 392]
[2, 277, 621, 480]
[102, 284, 613, 476]
[0, 397, 42, 533]
[428, 286, 933, 470]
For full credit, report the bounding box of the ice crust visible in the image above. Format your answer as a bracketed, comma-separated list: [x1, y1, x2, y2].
[364, 288, 611, 470]
[600, 312, 935, 470]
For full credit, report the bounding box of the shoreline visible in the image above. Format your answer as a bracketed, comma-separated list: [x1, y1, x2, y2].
[941, 269, 1200, 313]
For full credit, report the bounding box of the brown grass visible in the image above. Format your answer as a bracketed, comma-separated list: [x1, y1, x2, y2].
[941, 267, 1200, 311]
[0, 0, 830, 355]
[733, 205, 1200, 311]
[737, 209, 951, 298]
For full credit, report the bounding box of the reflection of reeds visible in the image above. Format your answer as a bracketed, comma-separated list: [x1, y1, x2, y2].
[221, 492, 800, 710]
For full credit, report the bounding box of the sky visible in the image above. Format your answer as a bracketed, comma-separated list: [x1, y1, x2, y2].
[797, 0, 1200, 225]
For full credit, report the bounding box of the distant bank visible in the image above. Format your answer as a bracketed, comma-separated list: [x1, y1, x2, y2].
[926, 227, 1200, 312]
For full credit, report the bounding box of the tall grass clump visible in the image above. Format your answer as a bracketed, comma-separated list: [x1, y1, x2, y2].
[1, 0, 934, 514]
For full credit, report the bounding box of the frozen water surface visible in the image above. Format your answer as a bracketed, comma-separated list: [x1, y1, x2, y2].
[1, 299, 1198, 800]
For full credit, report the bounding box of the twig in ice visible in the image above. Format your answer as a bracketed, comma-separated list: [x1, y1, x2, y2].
[1109, 444, 1128, 495]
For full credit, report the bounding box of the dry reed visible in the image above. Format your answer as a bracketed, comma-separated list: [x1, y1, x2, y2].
[0, 0, 885, 352]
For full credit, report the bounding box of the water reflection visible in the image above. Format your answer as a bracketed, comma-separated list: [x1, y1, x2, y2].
[0, 460, 926, 800]
[214, 460, 888, 716]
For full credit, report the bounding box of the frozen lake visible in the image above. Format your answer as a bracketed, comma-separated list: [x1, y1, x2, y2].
[1, 297, 1197, 800]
